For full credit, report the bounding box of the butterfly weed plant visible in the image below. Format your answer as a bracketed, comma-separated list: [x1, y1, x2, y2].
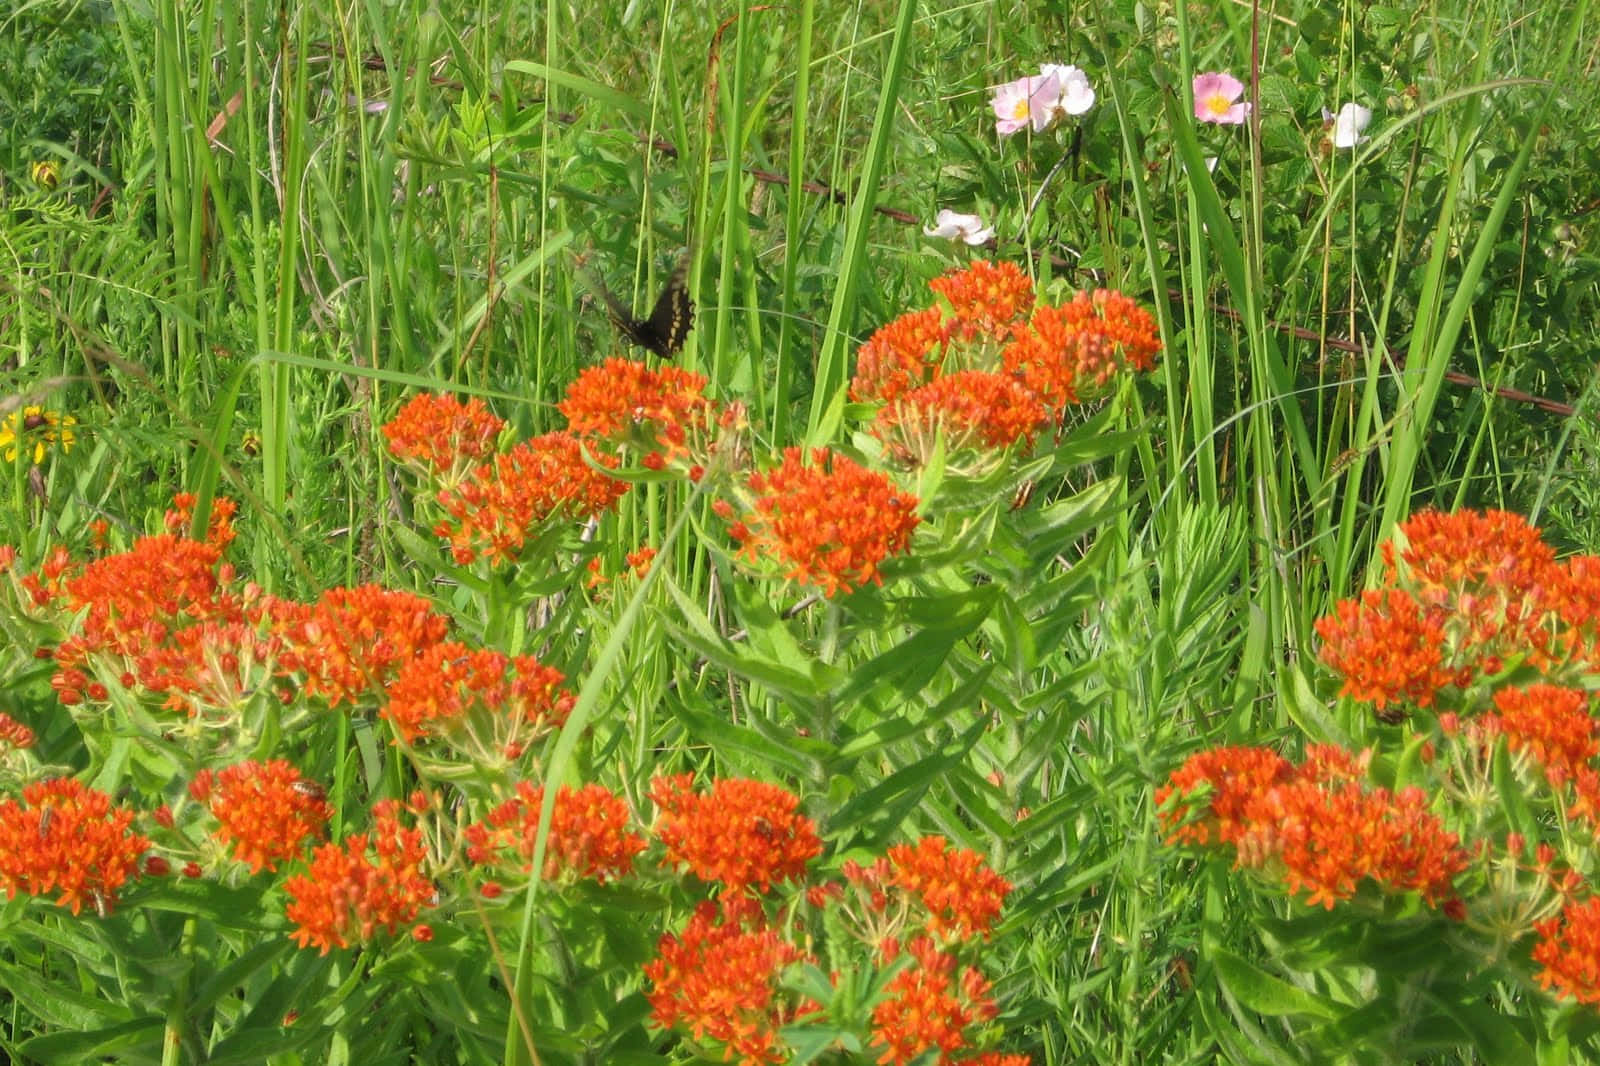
[0, 262, 1164, 1064]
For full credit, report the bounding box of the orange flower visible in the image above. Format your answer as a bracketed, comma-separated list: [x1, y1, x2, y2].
[271, 585, 451, 709]
[381, 392, 506, 483]
[201, 760, 332, 873]
[1001, 289, 1160, 410]
[1533, 893, 1600, 1005]
[466, 781, 645, 884]
[1155, 746, 1295, 848]
[1384, 508, 1555, 602]
[851, 308, 952, 405]
[651, 775, 822, 893]
[283, 799, 435, 954]
[57, 533, 231, 662]
[644, 895, 814, 1066]
[0, 711, 35, 750]
[958, 1055, 1031, 1066]
[0, 778, 149, 915]
[558, 357, 715, 468]
[379, 641, 573, 750]
[1383, 508, 1560, 674]
[885, 836, 1012, 940]
[627, 544, 657, 577]
[871, 371, 1048, 460]
[131, 617, 280, 716]
[727, 447, 920, 598]
[1314, 588, 1456, 710]
[927, 260, 1035, 341]
[1264, 780, 1465, 912]
[1480, 684, 1598, 783]
[870, 935, 996, 1065]
[434, 432, 629, 566]
[1159, 745, 1467, 914]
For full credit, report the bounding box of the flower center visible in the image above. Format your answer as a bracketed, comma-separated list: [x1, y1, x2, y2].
[1205, 95, 1230, 116]
[1010, 99, 1030, 120]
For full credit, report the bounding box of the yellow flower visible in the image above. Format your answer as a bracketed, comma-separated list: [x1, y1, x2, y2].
[29, 161, 60, 189]
[0, 406, 77, 464]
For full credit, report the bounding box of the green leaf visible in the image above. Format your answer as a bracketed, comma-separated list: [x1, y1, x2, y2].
[502, 62, 651, 121]
[17, 1017, 164, 1061]
[1213, 947, 1340, 1020]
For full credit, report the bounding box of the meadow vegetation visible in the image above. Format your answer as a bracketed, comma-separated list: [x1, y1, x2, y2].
[2, 0, 1600, 1062]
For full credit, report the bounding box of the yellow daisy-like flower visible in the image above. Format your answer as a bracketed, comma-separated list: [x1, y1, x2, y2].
[30, 161, 61, 189]
[0, 406, 78, 464]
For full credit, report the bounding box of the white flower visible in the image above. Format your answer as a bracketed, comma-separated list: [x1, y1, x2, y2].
[1329, 102, 1372, 148]
[924, 209, 995, 246]
[1038, 64, 1095, 117]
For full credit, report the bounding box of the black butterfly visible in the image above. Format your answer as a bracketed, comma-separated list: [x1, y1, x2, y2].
[595, 258, 695, 357]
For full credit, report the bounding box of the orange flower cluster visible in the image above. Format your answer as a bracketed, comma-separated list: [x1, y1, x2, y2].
[722, 447, 921, 598]
[1313, 587, 1458, 712]
[844, 836, 1012, 942]
[0, 711, 36, 750]
[381, 392, 505, 484]
[434, 432, 629, 566]
[31, 497, 278, 719]
[929, 259, 1036, 342]
[1001, 290, 1160, 409]
[0, 778, 149, 915]
[644, 896, 817, 1066]
[885, 836, 1012, 940]
[641, 782, 1028, 1064]
[465, 781, 645, 884]
[852, 307, 952, 406]
[133, 617, 282, 716]
[379, 641, 573, 752]
[651, 775, 822, 893]
[1316, 509, 1600, 710]
[1534, 894, 1600, 1006]
[283, 798, 434, 954]
[54, 525, 236, 687]
[871, 934, 999, 1066]
[272, 585, 451, 709]
[1157, 744, 1468, 914]
[1479, 684, 1598, 784]
[851, 262, 1160, 464]
[872, 371, 1048, 459]
[558, 357, 715, 470]
[193, 760, 331, 874]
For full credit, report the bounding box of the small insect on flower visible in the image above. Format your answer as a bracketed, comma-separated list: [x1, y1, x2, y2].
[38, 806, 54, 837]
[291, 779, 327, 802]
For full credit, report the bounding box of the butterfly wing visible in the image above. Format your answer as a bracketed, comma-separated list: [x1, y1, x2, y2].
[637, 259, 694, 357]
[594, 257, 694, 357]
